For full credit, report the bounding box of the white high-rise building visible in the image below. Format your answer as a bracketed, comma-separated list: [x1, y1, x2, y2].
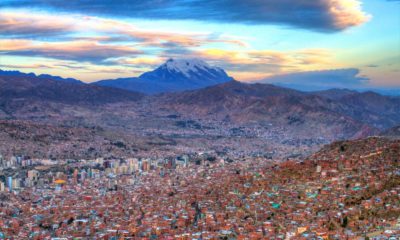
[0, 181, 5, 192]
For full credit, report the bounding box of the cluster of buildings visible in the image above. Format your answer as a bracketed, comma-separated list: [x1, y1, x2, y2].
[0, 153, 195, 193]
[0, 137, 399, 239]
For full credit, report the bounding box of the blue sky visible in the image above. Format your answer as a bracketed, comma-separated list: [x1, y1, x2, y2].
[0, 0, 399, 90]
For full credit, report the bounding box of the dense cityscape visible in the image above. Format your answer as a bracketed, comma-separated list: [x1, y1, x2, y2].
[1, 137, 399, 239]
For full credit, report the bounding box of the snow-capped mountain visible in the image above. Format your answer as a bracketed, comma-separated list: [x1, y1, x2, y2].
[141, 58, 230, 82]
[155, 58, 215, 78]
[93, 58, 234, 94]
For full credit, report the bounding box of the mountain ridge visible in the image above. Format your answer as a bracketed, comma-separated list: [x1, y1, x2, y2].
[0, 74, 144, 111]
[0, 69, 83, 84]
[155, 81, 380, 140]
[1, 74, 399, 158]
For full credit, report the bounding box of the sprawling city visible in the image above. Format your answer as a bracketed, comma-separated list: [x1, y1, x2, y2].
[0, 0, 399, 239]
[0, 137, 399, 239]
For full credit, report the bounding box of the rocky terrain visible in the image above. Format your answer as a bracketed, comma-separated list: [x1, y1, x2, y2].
[0, 65, 399, 159]
[0, 120, 153, 159]
[380, 125, 400, 139]
[0, 75, 143, 109]
[156, 81, 379, 140]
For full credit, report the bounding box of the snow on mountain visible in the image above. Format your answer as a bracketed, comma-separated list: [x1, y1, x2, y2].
[160, 58, 220, 77]
[139, 58, 232, 84]
[93, 58, 234, 94]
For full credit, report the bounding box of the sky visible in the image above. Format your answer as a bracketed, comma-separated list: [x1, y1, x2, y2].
[0, 0, 399, 90]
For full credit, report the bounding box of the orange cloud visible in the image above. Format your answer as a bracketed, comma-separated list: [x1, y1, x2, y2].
[0, 11, 247, 48]
[328, 0, 371, 30]
[0, 11, 75, 36]
[185, 48, 338, 80]
[115, 57, 164, 66]
[227, 71, 270, 82]
[0, 39, 142, 62]
[198, 48, 332, 67]
[0, 39, 35, 51]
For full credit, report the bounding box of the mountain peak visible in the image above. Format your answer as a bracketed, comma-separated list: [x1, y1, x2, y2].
[160, 58, 218, 77]
[130, 58, 233, 92]
[94, 58, 233, 94]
